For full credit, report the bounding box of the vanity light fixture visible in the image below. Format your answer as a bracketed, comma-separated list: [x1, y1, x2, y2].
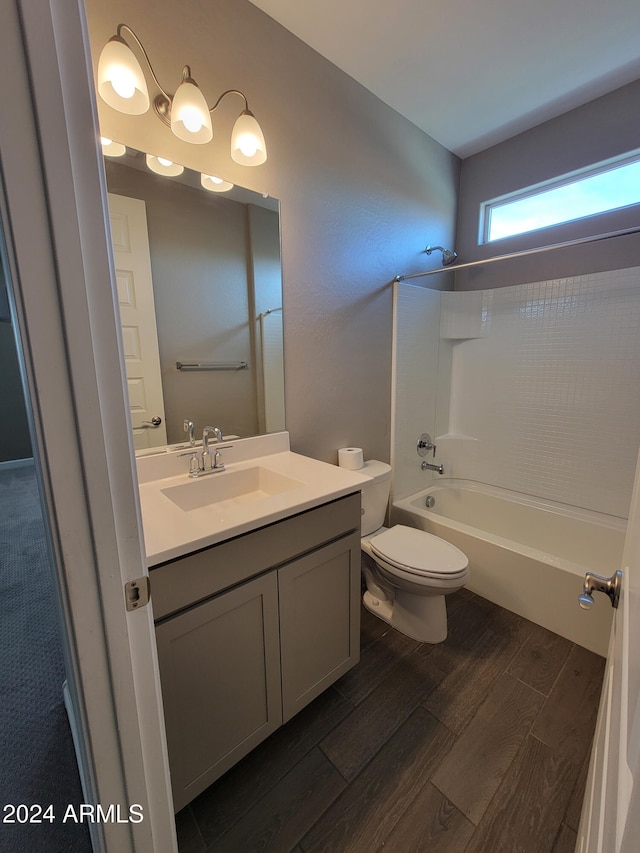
[145, 154, 184, 177]
[97, 24, 267, 166]
[101, 136, 126, 157]
[200, 174, 234, 193]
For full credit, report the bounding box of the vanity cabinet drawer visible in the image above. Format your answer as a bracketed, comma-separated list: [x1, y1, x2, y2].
[151, 491, 361, 619]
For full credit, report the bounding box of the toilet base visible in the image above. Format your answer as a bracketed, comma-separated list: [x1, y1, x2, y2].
[362, 588, 448, 644]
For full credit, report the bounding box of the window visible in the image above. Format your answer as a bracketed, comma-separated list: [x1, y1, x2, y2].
[481, 151, 640, 243]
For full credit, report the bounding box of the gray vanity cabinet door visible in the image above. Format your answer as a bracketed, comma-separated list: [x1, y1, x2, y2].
[156, 572, 282, 812]
[279, 532, 361, 723]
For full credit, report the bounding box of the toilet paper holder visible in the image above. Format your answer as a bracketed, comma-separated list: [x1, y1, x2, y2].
[417, 433, 436, 458]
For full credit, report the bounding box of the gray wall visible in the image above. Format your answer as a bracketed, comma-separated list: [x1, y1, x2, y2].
[455, 79, 640, 291]
[86, 0, 460, 463]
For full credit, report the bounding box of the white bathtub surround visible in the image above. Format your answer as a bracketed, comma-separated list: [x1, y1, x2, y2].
[392, 479, 625, 656]
[440, 267, 640, 518]
[393, 267, 640, 518]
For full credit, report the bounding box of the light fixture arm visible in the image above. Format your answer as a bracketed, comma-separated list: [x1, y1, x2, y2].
[114, 23, 172, 102]
[209, 89, 250, 115]
[152, 65, 196, 128]
[155, 85, 252, 129]
[111, 25, 203, 130]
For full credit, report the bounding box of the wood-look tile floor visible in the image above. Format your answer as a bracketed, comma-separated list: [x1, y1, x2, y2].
[176, 588, 605, 853]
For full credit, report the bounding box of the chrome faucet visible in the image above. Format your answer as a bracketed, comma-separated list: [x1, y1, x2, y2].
[417, 432, 443, 474]
[421, 460, 444, 475]
[202, 425, 223, 468]
[182, 426, 233, 477]
[186, 425, 223, 477]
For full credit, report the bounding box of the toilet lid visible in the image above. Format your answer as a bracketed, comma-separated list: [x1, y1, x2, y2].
[370, 525, 468, 578]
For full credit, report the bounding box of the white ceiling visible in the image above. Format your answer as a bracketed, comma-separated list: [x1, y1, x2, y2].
[249, 0, 640, 159]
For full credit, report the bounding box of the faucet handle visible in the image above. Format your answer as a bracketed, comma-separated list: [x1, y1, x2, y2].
[417, 433, 436, 457]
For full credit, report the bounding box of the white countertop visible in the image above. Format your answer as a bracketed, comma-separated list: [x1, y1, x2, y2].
[136, 434, 369, 566]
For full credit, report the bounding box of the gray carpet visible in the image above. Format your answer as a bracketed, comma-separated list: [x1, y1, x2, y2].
[0, 463, 91, 852]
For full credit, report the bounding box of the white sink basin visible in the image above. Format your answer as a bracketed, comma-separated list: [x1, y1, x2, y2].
[161, 466, 304, 512]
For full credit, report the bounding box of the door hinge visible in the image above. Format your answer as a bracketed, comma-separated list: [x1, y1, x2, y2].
[125, 576, 151, 611]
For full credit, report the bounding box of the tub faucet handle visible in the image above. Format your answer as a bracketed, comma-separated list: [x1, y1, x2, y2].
[417, 433, 436, 458]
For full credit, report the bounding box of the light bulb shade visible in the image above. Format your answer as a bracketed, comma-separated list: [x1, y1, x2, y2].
[171, 79, 213, 144]
[231, 110, 267, 166]
[145, 154, 184, 176]
[200, 174, 234, 192]
[97, 37, 149, 115]
[100, 137, 126, 157]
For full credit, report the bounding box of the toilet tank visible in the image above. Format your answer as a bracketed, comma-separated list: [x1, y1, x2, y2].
[359, 460, 392, 536]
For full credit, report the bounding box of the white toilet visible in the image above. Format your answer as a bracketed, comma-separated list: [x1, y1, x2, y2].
[359, 460, 469, 643]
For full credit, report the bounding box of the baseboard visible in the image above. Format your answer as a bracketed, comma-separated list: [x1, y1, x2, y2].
[0, 456, 34, 471]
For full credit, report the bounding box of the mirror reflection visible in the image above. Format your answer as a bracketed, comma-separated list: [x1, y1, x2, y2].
[104, 149, 284, 452]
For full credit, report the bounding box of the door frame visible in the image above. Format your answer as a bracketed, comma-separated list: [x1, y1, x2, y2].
[0, 1, 176, 850]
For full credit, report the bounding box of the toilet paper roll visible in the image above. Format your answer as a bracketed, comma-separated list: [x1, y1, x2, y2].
[338, 447, 364, 470]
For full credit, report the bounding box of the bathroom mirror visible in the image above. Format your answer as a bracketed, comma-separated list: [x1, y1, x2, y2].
[104, 149, 284, 451]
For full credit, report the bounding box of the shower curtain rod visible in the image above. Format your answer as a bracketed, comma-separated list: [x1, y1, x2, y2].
[257, 307, 283, 319]
[395, 225, 640, 281]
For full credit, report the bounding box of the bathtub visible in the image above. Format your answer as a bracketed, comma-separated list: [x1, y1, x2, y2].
[392, 480, 627, 656]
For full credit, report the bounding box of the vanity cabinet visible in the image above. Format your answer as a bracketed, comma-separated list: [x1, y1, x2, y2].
[151, 492, 361, 812]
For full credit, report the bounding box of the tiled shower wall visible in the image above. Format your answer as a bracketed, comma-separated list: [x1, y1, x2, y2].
[393, 267, 640, 518]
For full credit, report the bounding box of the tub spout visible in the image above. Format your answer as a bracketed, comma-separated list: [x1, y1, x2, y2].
[421, 461, 444, 475]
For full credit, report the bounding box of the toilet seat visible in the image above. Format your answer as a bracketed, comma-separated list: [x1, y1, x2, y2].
[369, 525, 468, 580]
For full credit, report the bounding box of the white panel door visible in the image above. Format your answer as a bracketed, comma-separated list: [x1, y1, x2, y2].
[578, 448, 640, 851]
[108, 193, 167, 449]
